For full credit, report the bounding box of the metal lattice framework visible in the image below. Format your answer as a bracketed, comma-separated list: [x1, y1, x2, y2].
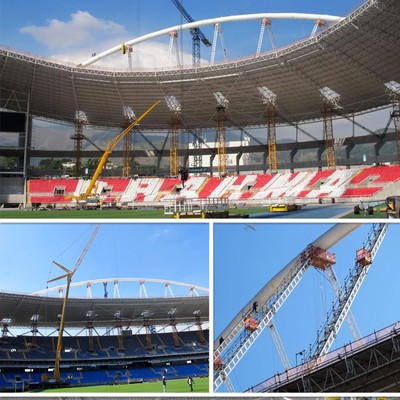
[250, 321, 400, 392]
[1, 0, 399, 133]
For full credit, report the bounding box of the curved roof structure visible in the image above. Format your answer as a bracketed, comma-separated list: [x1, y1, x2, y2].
[0, 292, 209, 329]
[0, 0, 399, 130]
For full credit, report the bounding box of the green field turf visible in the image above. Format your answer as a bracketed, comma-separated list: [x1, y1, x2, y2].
[39, 377, 209, 393]
[342, 204, 387, 219]
[0, 207, 266, 219]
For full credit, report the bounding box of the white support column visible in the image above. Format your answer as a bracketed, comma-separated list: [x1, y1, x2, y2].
[210, 24, 220, 65]
[113, 280, 120, 299]
[268, 320, 291, 371]
[86, 283, 92, 299]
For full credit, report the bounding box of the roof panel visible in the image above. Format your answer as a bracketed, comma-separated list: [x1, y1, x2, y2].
[0, 292, 209, 329]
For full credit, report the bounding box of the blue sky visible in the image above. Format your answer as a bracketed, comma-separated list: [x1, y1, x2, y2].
[214, 222, 400, 392]
[0, 0, 361, 68]
[0, 222, 209, 297]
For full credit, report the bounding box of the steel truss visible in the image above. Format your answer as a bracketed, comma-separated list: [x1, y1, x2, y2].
[214, 248, 312, 391]
[216, 106, 227, 176]
[122, 130, 132, 177]
[307, 224, 388, 365]
[169, 115, 180, 176]
[271, 323, 400, 392]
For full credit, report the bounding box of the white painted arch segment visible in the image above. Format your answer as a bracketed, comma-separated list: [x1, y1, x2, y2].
[79, 13, 342, 67]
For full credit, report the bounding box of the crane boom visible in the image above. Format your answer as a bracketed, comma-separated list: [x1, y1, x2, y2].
[49, 224, 101, 382]
[83, 101, 160, 198]
[171, 0, 211, 46]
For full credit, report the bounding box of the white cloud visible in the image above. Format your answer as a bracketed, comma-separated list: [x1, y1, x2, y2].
[20, 10, 127, 50]
[19, 9, 195, 69]
[53, 40, 193, 70]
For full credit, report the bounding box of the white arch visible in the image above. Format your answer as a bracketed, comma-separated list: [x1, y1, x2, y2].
[78, 13, 342, 67]
[32, 277, 209, 297]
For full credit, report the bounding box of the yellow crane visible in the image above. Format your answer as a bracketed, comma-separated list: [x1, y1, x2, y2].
[47, 224, 101, 382]
[74, 100, 160, 205]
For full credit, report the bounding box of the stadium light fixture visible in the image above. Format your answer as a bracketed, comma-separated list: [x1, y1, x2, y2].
[165, 95, 182, 114]
[213, 91, 229, 109]
[257, 86, 277, 106]
[31, 314, 39, 322]
[141, 311, 152, 318]
[168, 308, 177, 316]
[384, 81, 400, 95]
[75, 110, 89, 124]
[123, 105, 136, 122]
[319, 86, 341, 108]
[1, 318, 11, 324]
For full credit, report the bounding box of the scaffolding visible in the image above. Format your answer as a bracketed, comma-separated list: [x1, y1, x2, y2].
[322, 103, 336, 169]
[122, 128, 132, 178]
[115, 312, 124, 352]
[169, 317, 181, 347]
[266, 105, 278, 173]
[195, 313, 207, 344]
[192, 131, 204, 170]
[258, 86, 278, 173]
[71, 120, 84, 177]
[169, 115, 180, 176]
[320, 87, 340, 169]
[86, 311, 95, 352]
[216, 105, 227, 176]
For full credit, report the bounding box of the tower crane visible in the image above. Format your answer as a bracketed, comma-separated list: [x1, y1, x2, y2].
[47, 224, 101, 382]
[171, 0, 211, 67]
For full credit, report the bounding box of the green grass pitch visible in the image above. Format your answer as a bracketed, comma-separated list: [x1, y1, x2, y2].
[38, 377, 209, 393]
[0, 207, 266, 219]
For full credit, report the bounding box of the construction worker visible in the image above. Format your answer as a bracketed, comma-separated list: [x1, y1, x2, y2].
[187, 376, 194, 391]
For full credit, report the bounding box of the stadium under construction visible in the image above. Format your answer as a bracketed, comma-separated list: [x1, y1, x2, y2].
[0, 0, 400, 216]
[0, 224, 209, 392]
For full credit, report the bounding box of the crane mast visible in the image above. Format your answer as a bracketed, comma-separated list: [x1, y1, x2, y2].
[171, 0, 211, 66]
